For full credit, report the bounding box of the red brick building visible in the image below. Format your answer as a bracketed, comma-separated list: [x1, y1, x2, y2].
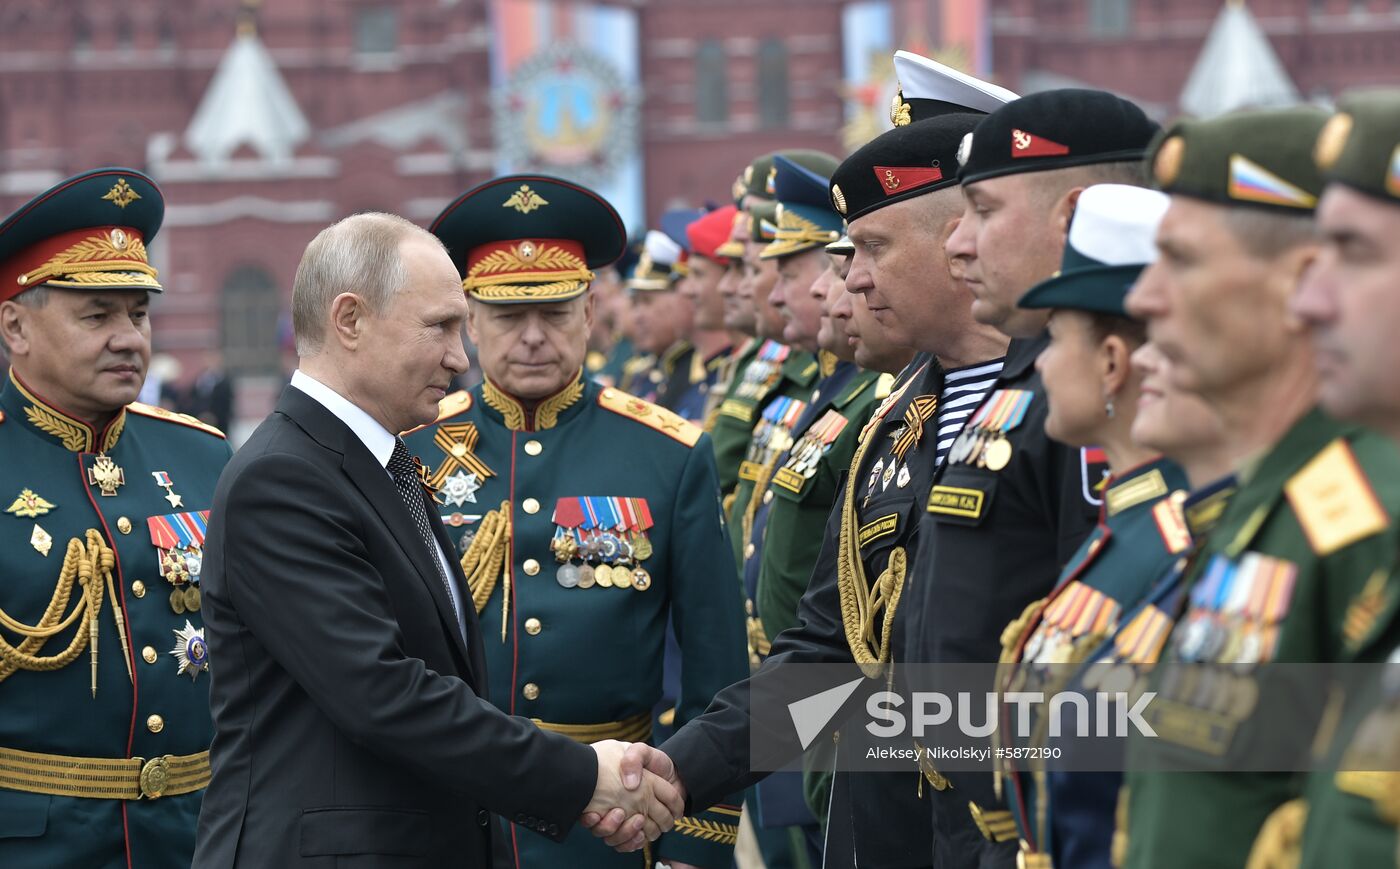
[1, 0, 1397, 432]
[991, 0, 1400, 113]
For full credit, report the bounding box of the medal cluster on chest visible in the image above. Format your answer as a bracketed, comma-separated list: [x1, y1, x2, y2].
[549, 496, 655, 591]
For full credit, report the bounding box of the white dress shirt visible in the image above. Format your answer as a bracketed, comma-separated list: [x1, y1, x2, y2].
[290, 370, 468, 638]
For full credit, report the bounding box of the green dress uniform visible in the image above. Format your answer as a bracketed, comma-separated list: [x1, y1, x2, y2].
[704, 336, 763, 497]
[726, 349, 819, 571]
[1117, 106, 1400, 869]
[403, 378, 748, 869]
[408, 174, 747, 869]
[0, 169, 230, 868]
[1121, 410, 1400, 869]
[1280, 89, 1400, 869]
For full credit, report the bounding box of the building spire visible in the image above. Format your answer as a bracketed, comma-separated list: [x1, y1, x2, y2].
[237, 0, 261, 38]
[183, 7, 310, 166]
[1179, 1, 1299, 117]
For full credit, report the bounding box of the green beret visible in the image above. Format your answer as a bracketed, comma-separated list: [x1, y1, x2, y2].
[747, 201, 779, 243]
[732, 150, 845, 205]
[1148, 106, 1329, 213]
[1314, 89, 1400, 206]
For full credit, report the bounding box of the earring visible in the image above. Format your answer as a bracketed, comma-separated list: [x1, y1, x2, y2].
[1105, 397, 1116, 419]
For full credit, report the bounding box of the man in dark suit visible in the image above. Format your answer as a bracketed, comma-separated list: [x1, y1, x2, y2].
[194, 211, 680, 868]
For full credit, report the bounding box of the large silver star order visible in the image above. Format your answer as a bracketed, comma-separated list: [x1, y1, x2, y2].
[442, 470, 481, 507]
[170, 620, 209, 681]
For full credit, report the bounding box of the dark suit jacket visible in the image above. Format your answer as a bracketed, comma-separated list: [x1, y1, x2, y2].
[194, 387, 598, 868]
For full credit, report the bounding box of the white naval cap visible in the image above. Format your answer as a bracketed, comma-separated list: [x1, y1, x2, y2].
[1069, 184, 1171, 267]
[891, 50, 1018, 125]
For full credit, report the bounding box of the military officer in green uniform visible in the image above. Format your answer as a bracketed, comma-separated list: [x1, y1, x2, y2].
[1286, 89, 1400, 869]
[724, 152, 840, 572]
[1119, 107, 1400, 869]
[994, 183, 1189, 869]
[708, 153, 828, 505]
[401, 175, 746, 869]
[0, 168, 230, 868]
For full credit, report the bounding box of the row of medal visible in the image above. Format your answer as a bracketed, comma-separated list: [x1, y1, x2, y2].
[1172, 552, 1297, 669]
[734, 341, 790, 401]
[1078, 601, 1178, 698]
[948, 389, 1033, 471]
[151, 510, 209, 614]
[549, 496, 655, 591]
[863, 395, 937, 503]
[744, 397, 808, 468]
[776, 410, 849, 485]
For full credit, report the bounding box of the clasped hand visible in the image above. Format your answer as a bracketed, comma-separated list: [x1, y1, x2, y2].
[581, 740, 690, 856]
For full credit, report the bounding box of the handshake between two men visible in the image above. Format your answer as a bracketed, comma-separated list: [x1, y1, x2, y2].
[583, 741, 692, 857]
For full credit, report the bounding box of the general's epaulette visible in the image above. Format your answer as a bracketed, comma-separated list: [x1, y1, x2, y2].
[1284, 438, 1390, 556]
[402, 390, 473, 436]
[127, 402, 225, 439]
[598, 388, 702, 447]
[434, 390, 473, 422]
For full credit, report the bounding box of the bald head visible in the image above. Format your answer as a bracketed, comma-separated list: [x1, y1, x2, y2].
[292, 212, 450, 356]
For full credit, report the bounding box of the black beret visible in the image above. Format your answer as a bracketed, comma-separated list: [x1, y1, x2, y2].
[828, 113, 982, 222]
[957, 88, 1159, 185]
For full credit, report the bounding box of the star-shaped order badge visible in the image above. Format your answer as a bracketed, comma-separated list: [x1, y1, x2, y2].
[441, 470, 482, 507]
[170, 620, 209, 681]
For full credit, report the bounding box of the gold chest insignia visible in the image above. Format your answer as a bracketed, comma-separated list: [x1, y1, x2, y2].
[5, 488, 55, 519]
[87, 455, 125, 497]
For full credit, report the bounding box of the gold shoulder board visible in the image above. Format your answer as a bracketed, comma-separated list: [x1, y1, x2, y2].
[1284, 439, 1389, 556]
[401, 390, 473, 436]
[874, 372, 897, 400]
[598, 388, 702, 448]
[126, 402, 226, 439]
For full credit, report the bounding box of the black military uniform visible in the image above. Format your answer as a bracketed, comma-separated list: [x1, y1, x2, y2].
[894, 89, 1160, 867]
[663, 111, 1005, 869]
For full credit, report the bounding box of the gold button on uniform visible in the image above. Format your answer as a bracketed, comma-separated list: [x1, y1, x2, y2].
[763, 490, 773, 505]
[524, 440, 543, 456]
[523, 559, 541, 576]
[142, 646, 157, 664]
[525, 618, 542, 636]
[744, 542, 755, 559]
[523, 683, 540, 701]
[146, 714, 164, 734]
[523, 498, 540, 515]
[117, 517, 132, 535]
[132, 580, 146, 598]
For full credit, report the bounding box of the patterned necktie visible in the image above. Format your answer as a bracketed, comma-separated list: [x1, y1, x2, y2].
[387, 437, 462, 632]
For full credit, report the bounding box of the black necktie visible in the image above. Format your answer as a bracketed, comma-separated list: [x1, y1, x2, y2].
[387, 437, 463, 634]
